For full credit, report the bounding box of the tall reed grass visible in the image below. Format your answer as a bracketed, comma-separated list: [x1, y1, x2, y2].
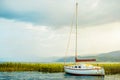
[92, 63, 120, 74]
[0, 62, 64, 72]
[0, 62, 119, 74]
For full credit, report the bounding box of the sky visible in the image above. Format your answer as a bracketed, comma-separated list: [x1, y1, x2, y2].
[0, 0, 120, 62]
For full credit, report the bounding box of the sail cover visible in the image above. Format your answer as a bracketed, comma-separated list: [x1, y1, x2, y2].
[75, 58, 96, 62]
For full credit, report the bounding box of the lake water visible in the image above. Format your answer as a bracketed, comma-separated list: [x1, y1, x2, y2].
[0, 72, 119, 80]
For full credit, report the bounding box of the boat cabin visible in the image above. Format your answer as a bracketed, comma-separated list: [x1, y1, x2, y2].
[65, 64, 94, 69]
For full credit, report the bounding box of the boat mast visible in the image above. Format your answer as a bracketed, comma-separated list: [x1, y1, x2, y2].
[75, 0, 96, 62]
[75, 0, 78, 61]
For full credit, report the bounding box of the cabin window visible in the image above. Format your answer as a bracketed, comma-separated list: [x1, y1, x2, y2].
[75, 66, 77, 68]
[78, 66, 81, 68]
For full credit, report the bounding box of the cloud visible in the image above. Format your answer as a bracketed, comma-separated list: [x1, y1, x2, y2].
[77, 22, 120, 55]
[0, 18, 120, 60]
[0, 0, 120, 27]
[0, 0, 120, 62]
[0, 18, 69, 60]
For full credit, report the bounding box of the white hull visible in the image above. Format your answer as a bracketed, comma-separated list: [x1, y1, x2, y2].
[64, 64, 105, 76]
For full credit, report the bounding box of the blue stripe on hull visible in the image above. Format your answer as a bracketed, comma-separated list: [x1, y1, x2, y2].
[65, 72, 105, 76]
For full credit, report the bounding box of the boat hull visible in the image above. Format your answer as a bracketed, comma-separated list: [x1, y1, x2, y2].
[64, 67, 105, 76]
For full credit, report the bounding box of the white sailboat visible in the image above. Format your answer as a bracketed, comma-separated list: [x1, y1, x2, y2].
[64, 0, 105, 76]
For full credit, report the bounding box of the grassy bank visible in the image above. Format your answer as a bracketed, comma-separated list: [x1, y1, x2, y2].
[0, 62, 64, 73]
[0, 62, 120, 74]
[91, 63, 120, 74]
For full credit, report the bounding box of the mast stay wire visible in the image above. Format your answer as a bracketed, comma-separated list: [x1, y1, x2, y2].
[64, 0, 77, 65]
[64, 9, 75, 66]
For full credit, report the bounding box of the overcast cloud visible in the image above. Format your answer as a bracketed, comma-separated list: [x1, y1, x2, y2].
[0, 0, 120, 27]
[0, 0, 120, 62]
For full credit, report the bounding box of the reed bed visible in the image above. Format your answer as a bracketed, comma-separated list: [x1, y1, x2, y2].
[92, 63, 120, 74]
[0, 62, 120, 74]
[0, 62, 64, 72]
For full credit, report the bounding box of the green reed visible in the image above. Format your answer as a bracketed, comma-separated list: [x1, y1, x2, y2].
[92, 63, 120, 74]
[0, 62, 120, 74]
[0, 62, 64, 72]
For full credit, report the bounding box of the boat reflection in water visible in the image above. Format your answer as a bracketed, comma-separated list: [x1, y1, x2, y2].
[64, 73, 104, 80]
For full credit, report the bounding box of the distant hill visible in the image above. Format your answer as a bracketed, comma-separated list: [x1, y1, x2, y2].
[1, 51, 120, 62]
[56, 50, 120, 62]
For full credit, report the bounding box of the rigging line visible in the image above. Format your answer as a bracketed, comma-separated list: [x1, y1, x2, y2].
[64, 11, 75, 66]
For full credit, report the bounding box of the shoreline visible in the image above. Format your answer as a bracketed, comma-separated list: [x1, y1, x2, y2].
[0, 62, 120, 74]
